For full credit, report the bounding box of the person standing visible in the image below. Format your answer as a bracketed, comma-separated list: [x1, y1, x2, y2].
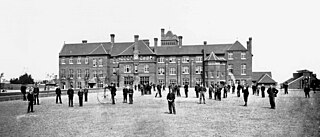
[232, 84, 235, 94]
[167, 89, 176, 114]
[261, 84, 266, 98]
[27, 87, 34, 113]
[195, 84, 200, 98]
[128, 83, 134, 104]
[176, 85, 181, 97]
[252, 84, 257, 95]
[304, 85, 310, 98]
[33, 83, 40, 105]
[199, 85, 206, 104]
[21, 85, 27, 101]
[163, 84, 166, 92]
[243, 84, 249, 106]
[155, 84, 162, 98]
[208, 84, 214, 99]
[223, 85, 228, 98]
[84, 87, 89, 102]
[217, 84, 222, 101]
[67, 85, 74, 107]
[78, 87, 84, 107]
[55, 86, 62, 104]
[312, 82, 316, 94]
[184, 84, 188, 98]
[123, 85, 128, 103]
[108, 83, 117, 104]
[237, 84, 242, 97]
[256, 85, 260, 96]
[283, 82, 289, 94]
[267, 85, 279, 109]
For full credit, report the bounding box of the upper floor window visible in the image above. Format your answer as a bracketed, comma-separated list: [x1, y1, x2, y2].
[98, 58, 103, 67]
[99, 70, 103, 78]
[228, 64, 233, 74]
[93, 70, 97, 77]
[182, 66, 189, 74]
[61, 69, 66, 78]
[241, 64, 246, 75]
[158, 67, 165, 75]
[69, 57, 73, 64]
[241, 52, 246, 60]
[93, 59, 97, 67]
[61, 58, 65, 64]
[195, 56, 202, 62]
[195, 66, 202, 74]
[69, 69, 74, 78]
[124, 65, 131, 73]
[182, 57, 189, 63]
[85, 69, 89, 77]
[77, 69, 81, 78]
[144, 65, 149, 73]
[77, 57, 81, 64]
[85, 57, 89, 64]
[169, 57, 176, 63]
[158, 57, 165, 63]
[169, 67, 176, 75]
[228, 52, 233, 60]
[134, 65, 138, 73]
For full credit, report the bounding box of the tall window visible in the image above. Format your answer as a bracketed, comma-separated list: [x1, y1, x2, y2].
[77, 69, 81, 79]
[169, 79, 176, 85]
[124, 65, 131, 73]
[182, 57, 189, 63]
[195, 56, 202, 62]
[85, 57, 89, 64]
[77, 57, 81, 64]
[85, 69, 89, 78]
[98, 58, 103, 67]
[169, 67, 176, 75]
[124, 76, 133, 85]
[99, 70, 103, 78]
[93, 59, 97, 67]
[158, 67, 165, 75]
[195, 66, 202, 74]
[69, 69, 74, 78]
[182, 66, 189, 74]
[183, 78, 189, 85]
[93, 70, 97, 77]
[140, 76, 149, 85]
[61, 69, 66, 78]
[241, 52, 246, 60]
[169, 57, 176, 63]
[144, 65, 149, 73]
[61, 58, 65, 64]
[77, 82, 81, 89]
[135, 65, 138, 73]
[98, 81, 104, 88]
[241, 64, 246, 75]
[158, 79, 165, 85]
[228, 52, 233, 60]
[69, 57, 73, 64]
[228, 64, 233, 74]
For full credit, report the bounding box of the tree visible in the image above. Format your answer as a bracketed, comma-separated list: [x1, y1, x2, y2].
[9, 73, 34, 84]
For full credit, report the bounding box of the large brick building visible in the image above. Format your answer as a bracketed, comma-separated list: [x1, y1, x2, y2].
[58, 29, 253, 89]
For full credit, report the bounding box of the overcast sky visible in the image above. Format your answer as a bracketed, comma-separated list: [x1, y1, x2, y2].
[0, 0, 319, 83]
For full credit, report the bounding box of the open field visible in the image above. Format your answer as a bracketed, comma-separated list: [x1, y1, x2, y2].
[0, 89, 319, 137]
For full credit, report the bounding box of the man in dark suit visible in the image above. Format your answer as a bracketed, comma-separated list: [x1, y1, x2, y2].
[184, 84, 188, 98]
[20, 85, 27, 101]
[261, 84, 266, 98]
[195, 84, 200, 98]
[304, 85, 310, 98]
[78, 87, 84, 106]
[167, 89, 176, 114]
[123, 85, 128, 103]
[84, 87, 89, 102]
[108, 83, 117, 104]
[128, 83, 134, 104]
[267, 85, 279, 109]
[199, 85, 206, 104]
[27, 87, 34, 113]
[55, 86, 62, 104]
[283, 82, 289, 94]
[243, 83, 249, 106]
[33, 83, 40, 105]
[67, 85, 74, 107]
[237, 84, 242, 97]
[155, 84, 162, 98]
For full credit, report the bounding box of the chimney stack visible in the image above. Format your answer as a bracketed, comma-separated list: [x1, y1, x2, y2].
[204, 41, 207, 45]
[110, 34, 115, 44]
[154, 38, 158, 47]
[247, 37, 252, 55]
[134, 35, 139, 51]
[82, 40, 87, 43]
[178, 36, 183, 46]
[161, 28, 165, 39]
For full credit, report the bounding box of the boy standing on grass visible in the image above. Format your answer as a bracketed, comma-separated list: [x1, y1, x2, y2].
[167, 89, 176, 114]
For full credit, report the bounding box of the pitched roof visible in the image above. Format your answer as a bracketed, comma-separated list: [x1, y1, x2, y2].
[110, 42, 134, 56]
[205, 51, 226, 61]
[252, 72, 272, 81]
[59, 42, 111, 56]
[257, 74, 277, 84]
[118, 41, 155, 56]
[89, 44, 108, 55]
[156, 43, 234, 56]
[227, 41, 247, 51]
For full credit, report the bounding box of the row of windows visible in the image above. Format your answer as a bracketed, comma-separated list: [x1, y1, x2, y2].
[157, 56, 202, 63]
[61, 57, 104, 67]
[227, 64, 247, 75]
[162, 41, 177, 45]
[228, 52, 247, 60]
[124, 65, 149, 73]
[158, 78, 199, 86]
[60, 69, 104, 79]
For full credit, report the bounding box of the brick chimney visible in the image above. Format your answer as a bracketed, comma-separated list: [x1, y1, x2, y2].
[82, 40, 87, 43]
[178, 36, 183, 46]
[247, 37, 252, 55]
[110, 34, 115, 44]
[154, 38, 158, 47]
[161, 28, 165, 39]
[204, 41, 207, 45]
[133, 35, 139, 60]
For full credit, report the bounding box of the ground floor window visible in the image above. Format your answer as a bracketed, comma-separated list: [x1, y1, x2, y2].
[69, 82, 73, 88]
[169, 79, 176, 85]
[98, 81, 103, 88]
[182, 78, 189, 85]
[158, 79, 165, 85]
[124, 76, 133, 85]
[77, 82, 82, 89]
[140, 76, 149, 85]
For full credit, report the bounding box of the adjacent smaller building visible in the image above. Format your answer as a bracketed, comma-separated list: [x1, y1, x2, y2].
[283, 69, 319, 89]
[252, 72, 277, 86]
